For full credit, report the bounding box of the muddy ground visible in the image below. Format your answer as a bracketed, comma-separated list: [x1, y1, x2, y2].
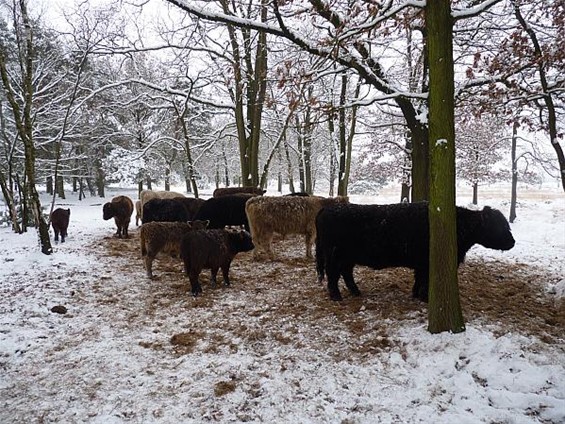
[96, 229, 564, 359]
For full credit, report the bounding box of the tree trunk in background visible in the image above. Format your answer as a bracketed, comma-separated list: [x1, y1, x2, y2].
[472, 183, 478, 205]
[46, 176, 53, 195]
[0, 171, 22, 233]
[514, 3, 565, 192]
[96, 163, 105, 197]
[340, 82, 360, 197]
[283, 137, 295, 193]
[337, 72, 348, 196]
[165, 166, 171, 191]
[296, 115, 306, 193]
[78, 178, 85, 201]
[220, 0, 268, 188]
[426, 0, 465, 334]
[0, 1, 51, 254]
[56, 176, 65, 199]
[86, 178, 95, 196]
[247, 1, 268, 187]
[509, 120, 519, 223]
[401, 136, 412, 202]
[328, 112, 337, 197]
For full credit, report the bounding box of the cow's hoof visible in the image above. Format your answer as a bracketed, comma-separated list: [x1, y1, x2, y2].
[329, 292, 343, 301]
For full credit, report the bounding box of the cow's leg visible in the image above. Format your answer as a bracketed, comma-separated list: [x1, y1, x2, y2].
[265, 232, 275, 260]
[189, 271, 202, 296]
[412, 267, 429, 302]
[145, 255, 155, 279]
[305, 231, 314, 259]
[210, 267, 219, 288]
[252, 233, 267, 260]
[54, 230, 59, 242]
[326, 257, 343, 301]
[221, 263, 231, 286]
[341, 264, 361, 297]
[61, 231, 66, 243]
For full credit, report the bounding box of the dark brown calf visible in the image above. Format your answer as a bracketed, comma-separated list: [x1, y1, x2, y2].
[51, 208, 70, 243]
[103, 195, 134, 238]
[180, 228, 254, 296]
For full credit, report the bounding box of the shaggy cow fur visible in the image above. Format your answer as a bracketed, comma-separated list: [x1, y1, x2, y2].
[102, 195, 134, 238]
[194, 194, 254, 230]
[180, 228, 254, 296]
[139, 189, 185, 221]
[213, 187, 265, 198]
[245, 195, 349, 260]
[142, 198, 191, 224]
[140, 220, 209, 278]
[51, 208, 70, 243]
[315, 202, 516, 302]
[173, 197, 205, 220]
[284, 192, 310, 197]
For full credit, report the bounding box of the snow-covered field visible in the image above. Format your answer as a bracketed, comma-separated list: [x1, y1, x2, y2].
[0, 185, 563, 423]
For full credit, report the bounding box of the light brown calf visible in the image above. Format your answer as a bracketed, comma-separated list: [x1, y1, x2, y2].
[245, 195, 348, 260]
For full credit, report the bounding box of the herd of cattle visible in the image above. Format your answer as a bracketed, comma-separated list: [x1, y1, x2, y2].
[52, 187, 516, 301]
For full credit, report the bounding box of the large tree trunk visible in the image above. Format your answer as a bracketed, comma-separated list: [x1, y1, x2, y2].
[426, 0, 464, 334]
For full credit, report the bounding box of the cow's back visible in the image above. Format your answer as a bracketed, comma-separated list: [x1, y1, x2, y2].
[316, 202, 429, 269]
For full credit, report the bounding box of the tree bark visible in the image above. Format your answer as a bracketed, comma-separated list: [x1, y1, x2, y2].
[426, 0, 464, 334]
[509, 120, 519, 223]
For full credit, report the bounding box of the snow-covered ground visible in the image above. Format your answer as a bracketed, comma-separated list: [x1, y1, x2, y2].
[0, 185, 563, 423]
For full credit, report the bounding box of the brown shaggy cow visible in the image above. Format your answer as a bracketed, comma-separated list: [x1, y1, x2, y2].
[139, 189, 185, 221]
[180, 228, 254, 296]
[245, 195, 349, 260]
[103, 195, 134, 238]
[212, 187, 265, 198]
[51, 208, 70, 243]
[140, 220, 209, 279]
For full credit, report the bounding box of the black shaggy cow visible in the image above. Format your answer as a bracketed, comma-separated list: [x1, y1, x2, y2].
[142, 198, 191, 224]
[51, 208, 70, 242]
[213, 186, 265, 198]
[180, 228, 254, 296]
[315, 202, 515, 302]
[173, 197, 205, 221]
[103, 195, 134, 238]
[193, 194, 253, 230]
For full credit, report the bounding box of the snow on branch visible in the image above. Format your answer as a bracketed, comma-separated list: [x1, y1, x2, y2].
[452, 0, 503, 20]
[164, 0, 285, 37]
